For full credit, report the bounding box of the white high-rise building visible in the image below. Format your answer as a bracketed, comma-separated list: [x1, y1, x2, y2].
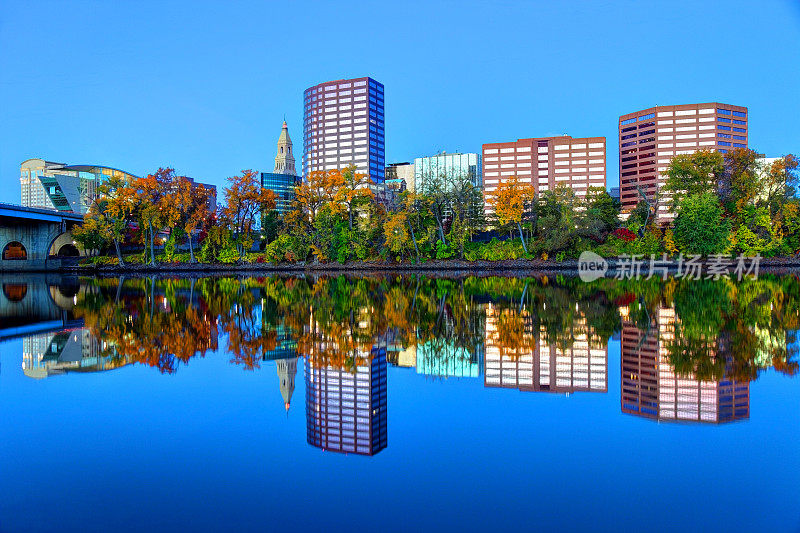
[302, 77, 385, 183]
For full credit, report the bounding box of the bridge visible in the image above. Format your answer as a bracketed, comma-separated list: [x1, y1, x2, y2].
[0, 203, 85, 271]
[0, 274, 83, 341]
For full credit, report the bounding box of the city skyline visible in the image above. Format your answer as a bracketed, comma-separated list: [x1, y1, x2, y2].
[1, 1, 798, 205]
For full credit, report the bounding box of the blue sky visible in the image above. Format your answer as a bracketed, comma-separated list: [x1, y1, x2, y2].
[1, 0, 798, 203]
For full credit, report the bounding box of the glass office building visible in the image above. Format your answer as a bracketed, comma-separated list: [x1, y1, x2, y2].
[260, 172, 300, 215]
[413, 152, 481, 192]
[20, 158, 138, 214]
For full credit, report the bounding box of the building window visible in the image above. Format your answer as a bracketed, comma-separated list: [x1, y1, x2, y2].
[2, 241, 27, 260]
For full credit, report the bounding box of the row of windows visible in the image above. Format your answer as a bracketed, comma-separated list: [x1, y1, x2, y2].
[718, 117, 747, 125]
[717, 108, 746, 117]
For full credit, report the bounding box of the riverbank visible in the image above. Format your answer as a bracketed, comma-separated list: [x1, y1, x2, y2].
[67, 256, 800, 277]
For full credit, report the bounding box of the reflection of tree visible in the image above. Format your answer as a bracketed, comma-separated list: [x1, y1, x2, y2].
[70, 273, 799, 384]
[663, 277, 799, 382]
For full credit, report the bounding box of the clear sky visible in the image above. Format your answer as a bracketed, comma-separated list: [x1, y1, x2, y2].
[1, 0, 799, 203]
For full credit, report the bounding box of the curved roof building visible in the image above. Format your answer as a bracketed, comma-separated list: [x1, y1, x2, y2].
[20, 158, 139, 214]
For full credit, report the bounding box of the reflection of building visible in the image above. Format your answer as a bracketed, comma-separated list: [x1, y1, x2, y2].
[276, 357, 298, 412]
[303, 77, 385, 184]
[22, 328, 128, 378]
[621, 307, 750, 423]
[483, 305, 607, 393]
[20, 158, 138, 214]
[618, 103, 748, 219]
[261, 120, 300, 215]
[305, 346, 388, 455]
[416, 341, 482, 378]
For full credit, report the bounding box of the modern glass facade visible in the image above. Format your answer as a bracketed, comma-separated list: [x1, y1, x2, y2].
[261, 172, 300, 215]
[413, 152, 481, 191]
[20, 158, 138, 214]
[303, 77, 386, 184]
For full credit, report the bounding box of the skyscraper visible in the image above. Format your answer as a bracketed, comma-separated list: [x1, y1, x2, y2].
[303, 77, 385, 184]
[618, 102, 748, 220]
[261, 120, 300, 215]
[482, 135, 606, 216]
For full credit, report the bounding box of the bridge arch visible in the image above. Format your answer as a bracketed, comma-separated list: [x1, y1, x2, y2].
[48, 231, 85, 258]
[2, 241, 27, 260]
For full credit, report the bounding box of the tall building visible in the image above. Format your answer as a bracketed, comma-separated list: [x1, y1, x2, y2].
[20, 158, 138, 214]
[303, 77, 385, 184]
[414, 151, 482, 192]
[482, 136, 606, 215]
[620, 306, 750, 423]
[618, 102, 748, 219]
[305, 346, 388, 456]
[261, 120, 300, 215]
[483, 305, 608, 393]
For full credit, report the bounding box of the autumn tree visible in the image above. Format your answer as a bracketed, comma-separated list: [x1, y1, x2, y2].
[72, 213, 110, 256]
[336, 164, 374, 230]
[721, 148, 761, 218]
[221, 169, 277, 259]
[761, 154, 798, 217]
[86, 173, 137, 265]
[170, 176, 211, 263]
[488, 175, 536, 254]
[133, 168, 177, 265]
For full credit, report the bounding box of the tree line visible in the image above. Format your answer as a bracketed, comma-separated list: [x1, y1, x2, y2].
[74, 148, 799, 265]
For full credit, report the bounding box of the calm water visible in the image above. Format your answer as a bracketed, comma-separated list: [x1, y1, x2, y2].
[0, 274, 798, 532]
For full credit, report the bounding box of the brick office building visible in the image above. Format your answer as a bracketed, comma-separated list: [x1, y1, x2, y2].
[618, 102, 748, 220]
[482, 135, 606, 215]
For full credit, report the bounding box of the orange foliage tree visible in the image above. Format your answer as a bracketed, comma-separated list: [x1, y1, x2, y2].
[221, 170, 277, 259]
[488, 175, 537, 253]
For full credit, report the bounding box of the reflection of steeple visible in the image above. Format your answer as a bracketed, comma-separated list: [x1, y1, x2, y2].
[276, 357, 297, 412]
[273, 120, 296, 175]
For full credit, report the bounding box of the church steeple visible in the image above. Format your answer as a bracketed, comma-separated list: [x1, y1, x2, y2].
[274, 120, 297, 175]
[276, 357, 297, 412]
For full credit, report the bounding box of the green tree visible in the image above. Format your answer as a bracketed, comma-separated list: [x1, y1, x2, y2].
[672, 192, 731, 255]
[662, 150, 725, 212]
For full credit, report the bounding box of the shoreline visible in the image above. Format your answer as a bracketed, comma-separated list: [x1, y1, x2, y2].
[55, 256, 800, 277]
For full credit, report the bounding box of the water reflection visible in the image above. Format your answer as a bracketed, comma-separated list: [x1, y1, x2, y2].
[3, 274, 798, 455]
[621, 307, 750, 423]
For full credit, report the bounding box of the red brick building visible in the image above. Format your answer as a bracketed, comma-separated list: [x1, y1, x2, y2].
[482, 135, 606, 215]
[618, 102, 748, 220]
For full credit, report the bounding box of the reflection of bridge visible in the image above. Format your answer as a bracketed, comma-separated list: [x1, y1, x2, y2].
[0, 275, 82, 341]
[0, 203, 85, 271]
